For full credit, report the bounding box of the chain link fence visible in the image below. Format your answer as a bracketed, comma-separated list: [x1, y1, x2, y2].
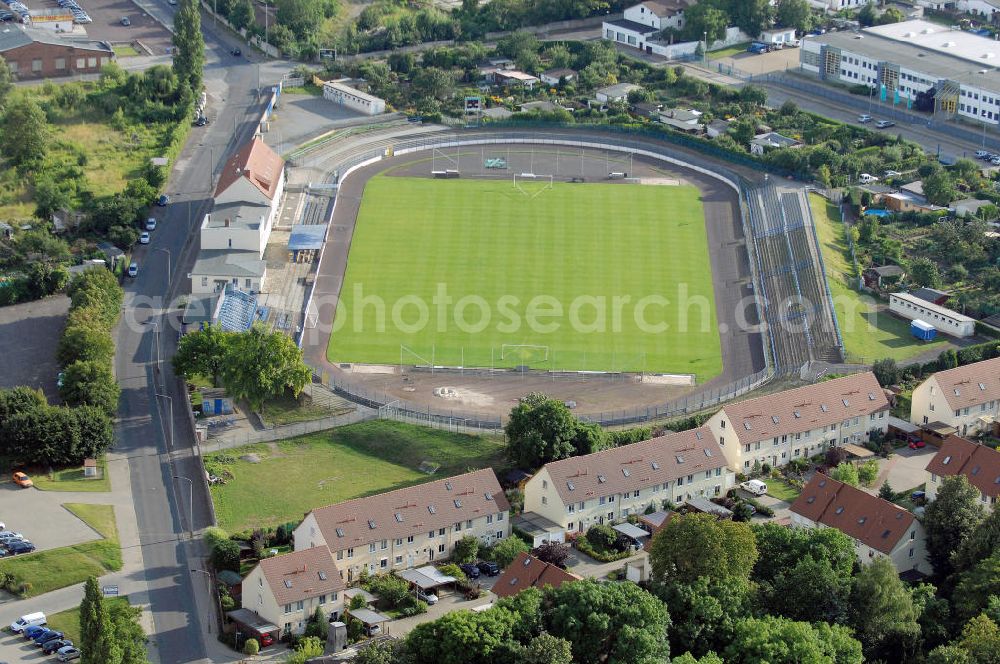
[199, 409, 374, 453]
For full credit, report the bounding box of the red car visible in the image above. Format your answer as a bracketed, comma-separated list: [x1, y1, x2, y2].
[908, 440, 926, 449]
[258, 633, 274, 648]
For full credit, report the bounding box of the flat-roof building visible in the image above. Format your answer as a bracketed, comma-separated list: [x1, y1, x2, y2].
[800, 20, 1000, 125]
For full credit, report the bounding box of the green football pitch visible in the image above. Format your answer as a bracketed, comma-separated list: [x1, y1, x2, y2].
[327, 175, 723, 379]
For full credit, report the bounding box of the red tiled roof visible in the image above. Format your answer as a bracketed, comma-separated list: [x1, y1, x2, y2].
[256, 547, 344, 606]
[492, 552, 579, 599]
[926, 435, 1000, 499]
[790, 474, 915, 554]
[928, 357, 1000, 411]
[720, 373, 889, 444]
[309, 469, 509, 551]
[539, 427, 727, 505]
[214, 137, 285, 201]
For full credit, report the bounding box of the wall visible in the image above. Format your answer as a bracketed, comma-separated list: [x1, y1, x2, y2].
[888, 295, 976, 338]
[190, 271, 263, 295]
[5, 41, 112, 79]
[243, 564, 345, 635]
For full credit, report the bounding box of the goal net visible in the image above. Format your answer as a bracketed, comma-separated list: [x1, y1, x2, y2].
[500, 344, 550, 366]
[512, 173, 554, 199]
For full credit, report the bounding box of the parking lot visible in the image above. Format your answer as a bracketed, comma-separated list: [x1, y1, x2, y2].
[22, 0, 174, 55]
[263, 91, 370, 154]
[0, 483, 100, 553]
[714, 45, 801, 76]
[0, 296, 68, 403]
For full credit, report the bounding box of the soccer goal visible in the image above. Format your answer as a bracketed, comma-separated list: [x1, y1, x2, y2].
[500, 344, 550, 366]
[512, 173, 554, 198]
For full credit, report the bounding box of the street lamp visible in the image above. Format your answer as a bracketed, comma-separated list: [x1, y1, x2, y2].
[156, 248, 171, 285]
[144, 320, 160, 374]
[703, 31, 708, 65]
[155, 393, 173, 450]
[190, 569, 213, 634]
[173, 475, 194, 540]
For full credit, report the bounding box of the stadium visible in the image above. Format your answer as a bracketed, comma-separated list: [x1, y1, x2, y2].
[302, 129, 837, 424]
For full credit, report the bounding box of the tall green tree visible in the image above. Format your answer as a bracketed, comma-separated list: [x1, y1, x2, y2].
[0, 55, 12, 106]
[953, 552, 1000, 622]
[922, 171, 957, 207]
[649, 513, 758, 585]
[80, 577, 104, 664]
[172, 324, 234, 387]
[849, 558, 921, 662]
[657, 576, 752, 658]
[872, 358, 901, 387]
[173, 0, 205, 94]
[219, 324, 312, 411]
[924, 475, 986, 578]
[1, 98, 48, 167]
[751, 522, 855, 584]
[764, 554, 850, 624]
[829, 463, 860, 487]
[909, 256, 943, 289]
[951, 502, 1000, 576]
[229, 0, 255, 31]
[775, 0, 812, 32]
[60, 359, 121, 416]
[519, 632, 572, 664]
[724, 616, 863, 664]
[504, 392, 606, 468]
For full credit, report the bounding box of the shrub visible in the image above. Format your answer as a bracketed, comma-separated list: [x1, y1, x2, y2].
[453, 535, 479, 564]
[209, 539, 241, 573]
[575, 536, 630, 563]
[243, 638, 259, 656]
[490, 535, 530, 568]
[437, 563, 466, 583]
[365, 573, 410, 608]
[586, 524, 618, 550]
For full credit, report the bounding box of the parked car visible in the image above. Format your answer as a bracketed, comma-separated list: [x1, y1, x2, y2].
[8, 541, 36, 554]
[976, 149, 990, 159]
[258, 632, 275, 647]
[12, 471, 32, 488]
[34, 630, 63, 646]
[157, 194, 169, 206]
[43, 639, 73, 655]
[415, 589, 438, 605]
[58, 645, 82, 662]
[231, 47, 241, 56]
[908, 439, 926, 449]
[195, 115, 207, 127]
[127, 262, 138, 278]
[120, 16, 129, 25]
[11, 613, 46, 634]
[858, 114, 872, 123]
[459, 563, 480, 579]
[875, 120, 895, 129]
[476, 561, 500, 576]
[0, 531, 24, 541]
[740, 479, 768, 496]
[145, 218, 156, 231]
[884, 170, 901, 177]
[911, 490, 927, 502]
[22, 624, 48, 640]
[139, 232, 150, 244]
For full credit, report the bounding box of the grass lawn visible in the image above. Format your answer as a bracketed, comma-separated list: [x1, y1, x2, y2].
[205, 420, 505, 532]
[0, 504, 121, 597]
[285, 83, 324, 96]
[328, 175, 722, 379]
[33, 457, 111, 492]
[112, 44, 140, 57]
[47, 597, 131, 645]
[260, 390, 354, 426]
[766, 478, 801, 502]
[709, 43, 751, 59]
[809, 194, 946, 363]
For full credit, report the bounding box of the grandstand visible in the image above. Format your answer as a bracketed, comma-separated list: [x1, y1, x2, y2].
[744, 184, 842, 373]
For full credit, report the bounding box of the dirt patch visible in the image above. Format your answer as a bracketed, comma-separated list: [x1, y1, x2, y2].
[432, 386, 496, 408]
[240, 454, 262, 463]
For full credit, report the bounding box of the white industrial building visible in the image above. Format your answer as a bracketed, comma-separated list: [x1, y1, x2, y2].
[322, 80, 386, 116]
[800, 20, 1000, 125]
[889, 292, 976, 338]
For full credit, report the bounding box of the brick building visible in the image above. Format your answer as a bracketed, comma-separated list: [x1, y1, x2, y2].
[0, 25, 113, 80]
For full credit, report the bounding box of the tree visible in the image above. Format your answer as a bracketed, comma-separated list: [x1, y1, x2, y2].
[657, 576, 752, 658]
[829, 462, 860, 487]
[243, 638, 259, 656]
[682, 3, 728, 43]
[922, 170, 957, 206]
[912, 582, 953, 651]
[276, 0, 324, 39]
[725, 616, 863, 664]
[953, 552, 1000, 622]
[406, 605, 518, 664]
[776, 0, 812, 32]
[729, 0, 773, 37]
[353, 639, 403, 664]
[60, 360, 121, 415]
[58, 324, 115, 368]
[229, 0, 255, 31]
[872, 358, 901, 387]
[957, 613, 1000, 664]
[491, 535, 530, 568]
[650, 513, 758, 585]
[586, 523, 618, 550]
[1, 98, 48, 167]
[849, 558, 920, 662]
[219, 324, 312, 411]
[879, 481, 896, 501]
[764, 554, 850, 624]
[952, 506, 1000, 576]
[542, 580, 670, 664]
[454, 535, 480, 564]
[924, 475, 986, 578]
[173, 0, 205, 93]
[0, 55, 12, 106]
[858, 2, 878, 27]
[909, 256, 943, 289]
[172, 324, 233, 387]
[209, 538, 241, 572]
[532, 541, 570, 568]
[80, 577, 105, 664]
[519, 632, 572, 664]
[411, 66, 454, 101]
[505, 393, 602, 468]
[857, 459, 879, 487]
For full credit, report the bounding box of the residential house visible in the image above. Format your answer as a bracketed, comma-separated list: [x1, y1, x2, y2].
[657, 108, 704, 133]
[540, 68, 577, 86]
[862, 264, 905, 290]
[595, 82, 643, 104]
[293, 469, 509, 583]
[790, 474, 930, 575]
[749, 131, 803, 155]
[522, 427, 733, 538]
[603, 1, 694, 53]
[900, 180, 927, 203]
[706, 118, 730, 139]
[631, 101, 664, 119]
[951, 198, 993, 218]
[190, 138, 285, 295]
[0, 25, 114, 80]
[807, 0, 866, 9]
[704, 372, 891, 472]
[881, 190, 941, 214]
[910, 357, 1000, 436]
[242, 547, 345, 637]
[925, 435, 1000, 508]
[492, 552, 580, 599]
[491, 70, 539, 89]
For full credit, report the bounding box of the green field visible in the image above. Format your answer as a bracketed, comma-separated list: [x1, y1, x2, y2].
[328, 175, 722, 379]
[204, 420, 505, 532]
[809, 194, 946, 363]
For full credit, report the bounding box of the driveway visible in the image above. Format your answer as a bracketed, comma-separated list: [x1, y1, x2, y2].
[0, 484, 102, 553]
[386, 587, 497, 637]
[263, 92, 367, 154]
[0, 295, 69, 402]
[868, 445, 936, 495]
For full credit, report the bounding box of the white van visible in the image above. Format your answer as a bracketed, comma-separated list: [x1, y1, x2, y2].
[858, 173, 879, 185]
[740, 479, 768, 496]
[10, 612, 46, 633]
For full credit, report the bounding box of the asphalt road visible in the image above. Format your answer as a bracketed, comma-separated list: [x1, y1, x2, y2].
[113, 3, 270, 663]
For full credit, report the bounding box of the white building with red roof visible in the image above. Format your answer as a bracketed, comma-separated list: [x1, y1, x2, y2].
[910, 357, 1000, 438]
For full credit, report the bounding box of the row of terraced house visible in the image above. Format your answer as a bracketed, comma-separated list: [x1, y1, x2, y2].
[233, 358, 1000, 638]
